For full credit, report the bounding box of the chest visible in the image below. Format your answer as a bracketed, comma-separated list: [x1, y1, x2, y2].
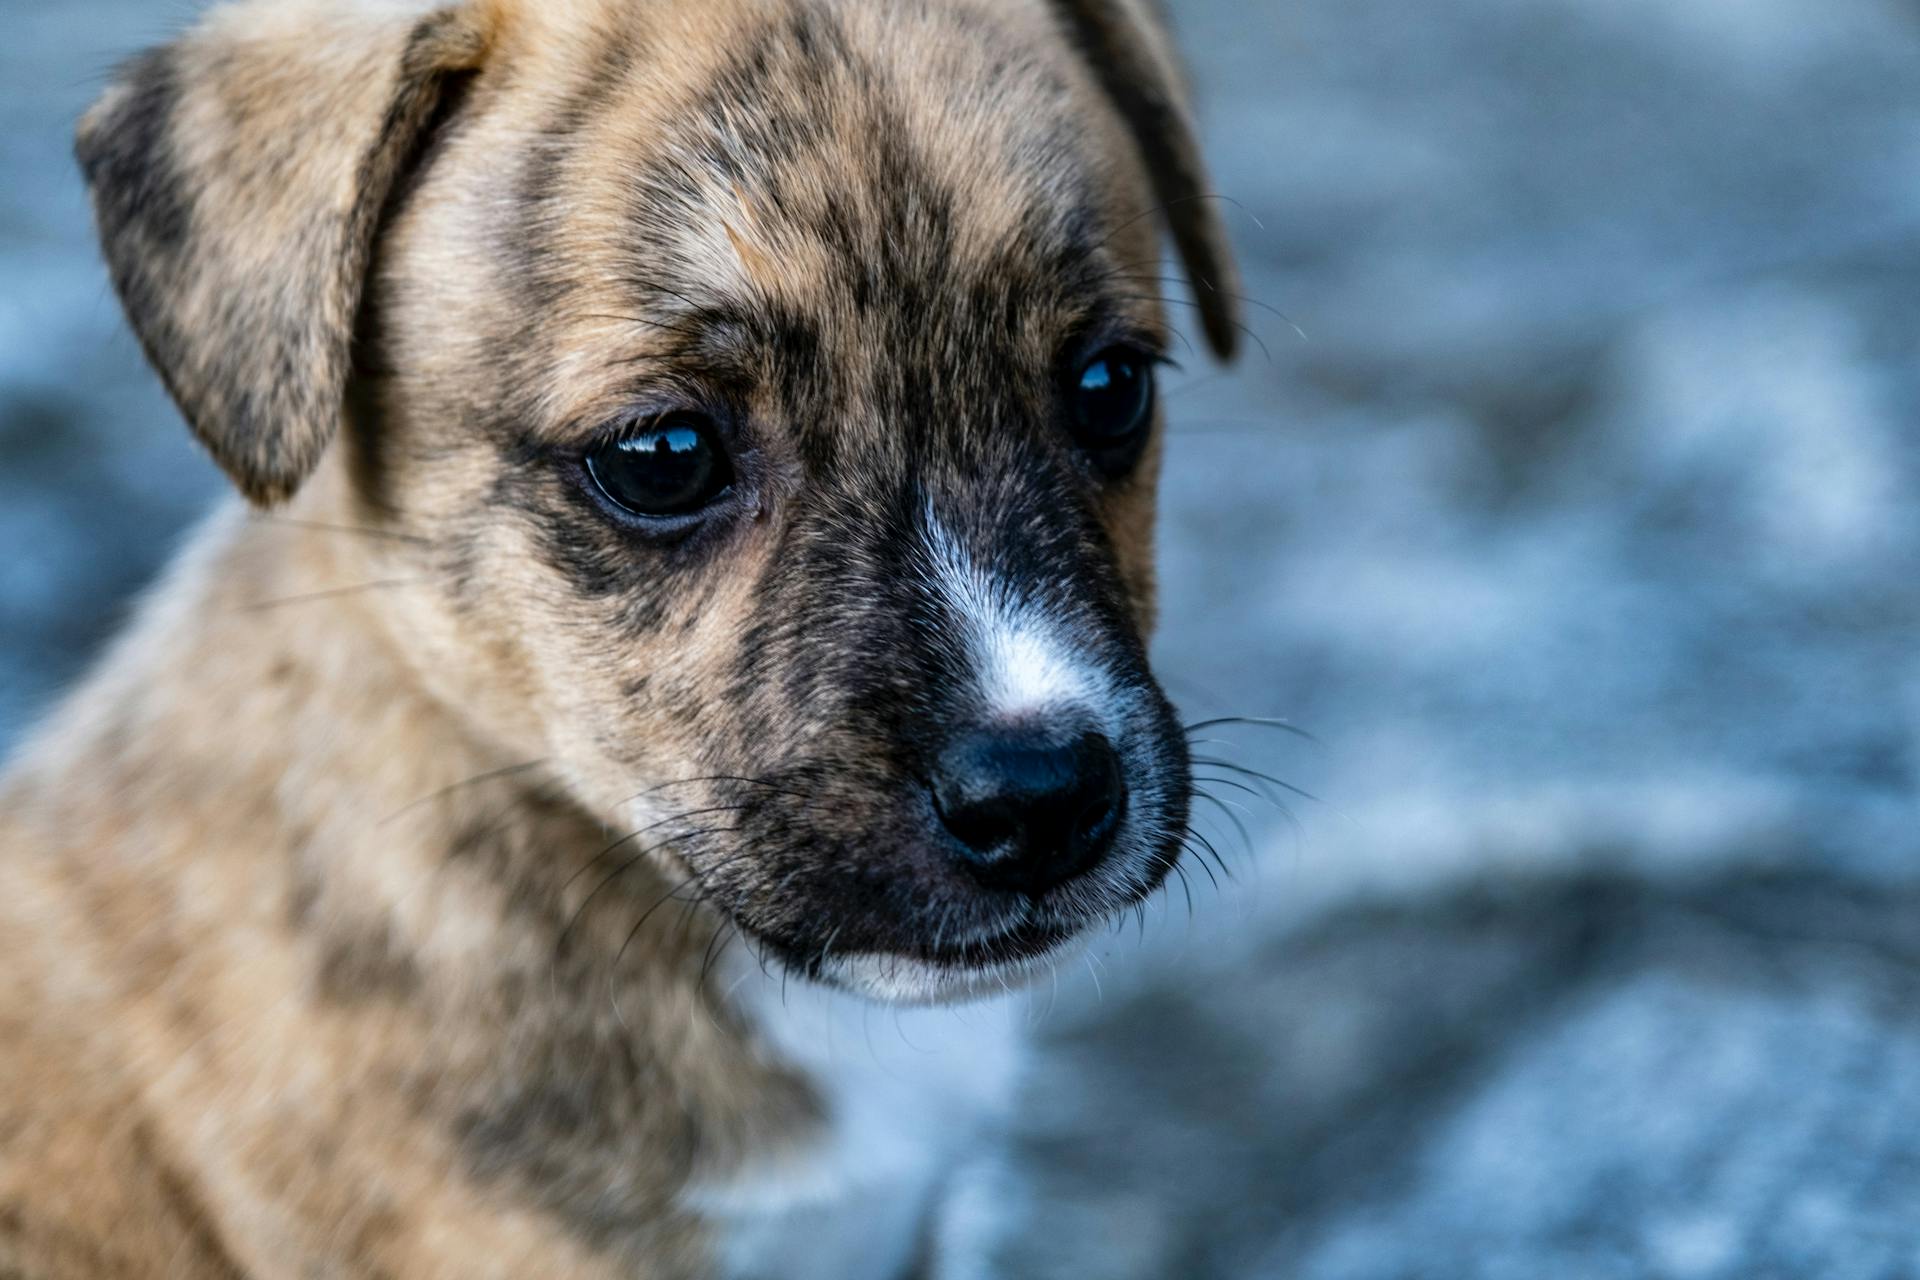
[687, 963, 1026, 1280]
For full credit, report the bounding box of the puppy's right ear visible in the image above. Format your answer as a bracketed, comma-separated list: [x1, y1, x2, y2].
[76, 1, 496, 506]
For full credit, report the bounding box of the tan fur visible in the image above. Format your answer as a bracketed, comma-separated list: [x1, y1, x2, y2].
[1, 503, 755, 1277]
[3, 0, 1236, 1274]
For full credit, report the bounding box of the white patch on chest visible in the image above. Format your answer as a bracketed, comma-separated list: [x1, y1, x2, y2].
[688, 951, 1027, 1280]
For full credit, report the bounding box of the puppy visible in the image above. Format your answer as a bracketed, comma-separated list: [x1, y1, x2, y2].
[0, 0, 1239, 1275]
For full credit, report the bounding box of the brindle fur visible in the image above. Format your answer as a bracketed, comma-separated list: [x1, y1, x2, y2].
[0, 0, 1237, 1274]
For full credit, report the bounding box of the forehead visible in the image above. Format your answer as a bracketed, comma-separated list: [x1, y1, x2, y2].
[471, 0, 1164, 439]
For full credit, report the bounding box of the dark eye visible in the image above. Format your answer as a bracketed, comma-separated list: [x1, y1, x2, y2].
[1070, 347, 1156, 465]
[584, 414, 735, 520]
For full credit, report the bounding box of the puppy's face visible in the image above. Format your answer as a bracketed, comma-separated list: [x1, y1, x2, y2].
[80, 0, 1241, 1002]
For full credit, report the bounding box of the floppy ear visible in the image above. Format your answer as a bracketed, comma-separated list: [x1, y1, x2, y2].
[1049, 0, 1243, 361]
[76, 1, 494, 506]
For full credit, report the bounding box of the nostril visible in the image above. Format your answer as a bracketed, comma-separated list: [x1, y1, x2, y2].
[1074, 769, 1124, 846]
[1063, 738, 1123, 844]
[931, 724, 1127, 894]
[936, 790, 1022, 856]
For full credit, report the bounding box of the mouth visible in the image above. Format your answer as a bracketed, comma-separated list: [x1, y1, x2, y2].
[747, 870, 1166, 1005]
[808, 921, 1093, 1005]
[907, 914, 1081, 970]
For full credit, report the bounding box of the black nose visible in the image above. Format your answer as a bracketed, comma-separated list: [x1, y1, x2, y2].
[931, 724, 1127, 895]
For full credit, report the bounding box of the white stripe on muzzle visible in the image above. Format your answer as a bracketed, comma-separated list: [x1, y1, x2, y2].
[920, 512, 1113, 726]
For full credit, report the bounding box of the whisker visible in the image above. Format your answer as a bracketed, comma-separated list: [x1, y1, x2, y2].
[381, 760, 550, 825]
[576, 825, 733, 936]
[1106, 294, 1274, 364]
[1164, 371, 1232, 401]
[1169, 860, 1195, 918]
[577, 312, 706, 342]
[1190, 773, 1270, 807]
[1088, 191, 1265, 259]
[1192, 756, 1320, 803]
[1182, 840, 1221, 893]
[238, 579, 418, 612]
[1169, 418, 1288, 437]
[697, 919, 740, 993]
[625, 774, 813, 803]
[613, 280, 708, 314]
[250, 516, 431, 546]
[382, 780, 576, 928]
[1081, 953, 1104, 1003]
[610, 843, 759, 971]
[814, 925, 845, 983]
[1184, 716, 1320, 744]
[1189, 790, 1254, 859]
[556, 803, 753, 901]
[1193, 775, 1305, 849]
[671, 877, 715, 950]
[1097, 270, 1309, 342]
[1182, 823, 1234, 881]
[608, 891, 734, 1033]
[556, 824, 736, 957]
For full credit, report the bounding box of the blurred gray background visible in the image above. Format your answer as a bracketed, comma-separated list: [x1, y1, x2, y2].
[5, 0, 1919, 1276]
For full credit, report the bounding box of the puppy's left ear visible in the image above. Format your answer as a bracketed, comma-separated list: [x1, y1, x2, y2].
[76, 1, 496, 505]
[1050, 0, 1243, 361]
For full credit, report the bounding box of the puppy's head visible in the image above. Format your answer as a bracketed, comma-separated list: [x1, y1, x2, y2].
[79, 0, 1239, 1003]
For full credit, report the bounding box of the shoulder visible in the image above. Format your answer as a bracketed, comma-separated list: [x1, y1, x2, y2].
[0, 1027, 247, 1280]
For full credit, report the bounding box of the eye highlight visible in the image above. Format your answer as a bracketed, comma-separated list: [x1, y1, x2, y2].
[1069, 346, 1156, 469]
[584, 413, 735, 520]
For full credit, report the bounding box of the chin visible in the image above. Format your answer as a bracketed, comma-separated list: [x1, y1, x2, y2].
[810, 938, 1088, 1006]
[777, 913, 1091, 1005]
